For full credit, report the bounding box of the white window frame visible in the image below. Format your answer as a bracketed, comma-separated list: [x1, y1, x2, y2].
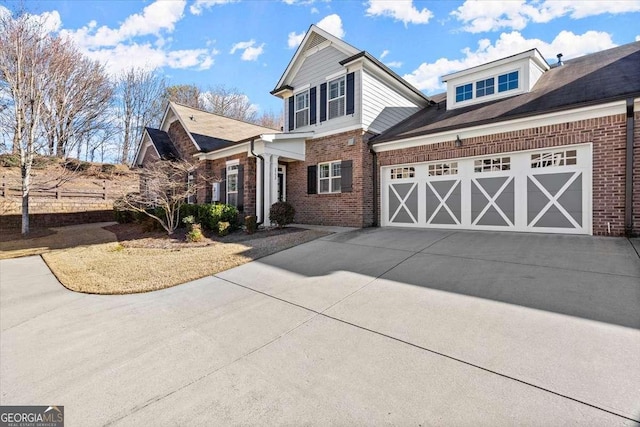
[226, 160, 239, 207]
[318, 160, 341, 194]
[474, 156, 511, 173]
[187, 172, 195, 204]
[531, 149, 578, 168]
[327, 76, 345, 120]
[428, 162, 458, 176]
[390, 167, 415, 179]
[295, 90, 309, 128]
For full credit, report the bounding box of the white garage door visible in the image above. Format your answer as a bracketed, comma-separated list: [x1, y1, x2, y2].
[381, 144, 592, 234]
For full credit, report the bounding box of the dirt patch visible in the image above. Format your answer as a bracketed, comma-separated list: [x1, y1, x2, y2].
[0, 228, 57, 242]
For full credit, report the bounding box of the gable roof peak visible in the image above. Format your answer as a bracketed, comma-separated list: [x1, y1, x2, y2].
[272, 24, 360, 94]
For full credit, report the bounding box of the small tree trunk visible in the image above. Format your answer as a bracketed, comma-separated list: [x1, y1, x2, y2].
[21, 163, 30, 235]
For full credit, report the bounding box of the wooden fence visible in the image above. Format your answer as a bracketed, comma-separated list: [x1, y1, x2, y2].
[1, 175, 111, 200]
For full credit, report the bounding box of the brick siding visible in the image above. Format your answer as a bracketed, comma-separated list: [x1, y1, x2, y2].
[376, 114, 633, 236]
[207, 153, 256, 216]
[287, 129, 375, 227]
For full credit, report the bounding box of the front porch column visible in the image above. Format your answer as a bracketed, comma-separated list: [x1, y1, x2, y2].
[262, 154, 279, 227]
[255, 154, 263, 223]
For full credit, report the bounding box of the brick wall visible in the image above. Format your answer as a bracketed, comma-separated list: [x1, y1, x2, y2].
[376, 114, 630, 236]
[287, 129, 374, 227]
[207, 153, 256, 216]
[167, 120, 199, 159]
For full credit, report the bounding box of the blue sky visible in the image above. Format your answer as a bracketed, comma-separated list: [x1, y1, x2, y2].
[5, 0, 640, 115]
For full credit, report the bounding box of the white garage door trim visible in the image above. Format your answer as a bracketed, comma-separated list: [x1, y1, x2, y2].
[381, 143, 592, 234]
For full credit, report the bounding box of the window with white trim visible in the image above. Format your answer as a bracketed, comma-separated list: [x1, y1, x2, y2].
[498, 71, 518, 92]
[474, 156, 511, 172]
[318, 161, 341, 193]
[455, 83, 473, 102]
[226, 164, 239, 206]
[328, 77, 345, 119]
[390, 167, 415, 179]
[476, 77, 495, 98]
[531, 150, 577, 168]
[187, 172, 195, 204]
[428, 162, 458, 176]
[295, 91, 309, 128]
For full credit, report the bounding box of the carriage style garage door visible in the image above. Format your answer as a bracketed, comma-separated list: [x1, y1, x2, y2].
[381, 144, 592, 234]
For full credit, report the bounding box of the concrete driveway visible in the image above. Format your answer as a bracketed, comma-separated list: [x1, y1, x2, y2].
[1, 228, 639, 426]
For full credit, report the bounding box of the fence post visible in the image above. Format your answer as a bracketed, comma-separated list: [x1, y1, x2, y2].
[56, 187, 61, 199]
[103, 180, 107, 200]
[1, 175, 4, 198]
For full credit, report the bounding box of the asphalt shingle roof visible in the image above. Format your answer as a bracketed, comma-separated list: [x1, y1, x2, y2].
[371, 41, 640, 144]
[145, 127, 179, 160]
[170, 102, 280, 153]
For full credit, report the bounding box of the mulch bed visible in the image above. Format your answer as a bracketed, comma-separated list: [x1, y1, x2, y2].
[103, 223, 308, 249]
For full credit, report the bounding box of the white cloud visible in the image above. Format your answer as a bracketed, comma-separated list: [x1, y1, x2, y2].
[403, 30, 616, 93]
[62, 0, 186, 48]
[452, 0, 640, 33]
[380, 49, 390, 59]
[311, 7, 319, 14]
[366, 0, 433, 26]
[83, 43, 219, 75]
[190, 0, 239, 15]
[385, 61, 403, 68]
[288, 14, 345, 49]
[230, 39, 265, 61]
[636, 35, 640, 41]
[0, 7, 62, 33]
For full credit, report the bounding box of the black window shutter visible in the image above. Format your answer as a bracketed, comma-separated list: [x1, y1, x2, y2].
[341, 160, 353, 193]
[288, 96, 294, 131]
[309, 87, 317, 125]
[320, 83, 327, 122]
[205, 163, 212, 203]
[307, 165, 317, 195]
[237, 164, 244, 212]
[192, 170, 197, 204]
[346, 72, 355, 115]
[220, 167, 227, 203]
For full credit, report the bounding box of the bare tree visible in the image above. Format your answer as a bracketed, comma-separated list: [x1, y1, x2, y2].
[115, 160, 203, 235]
[163, 84, 201, 109]
[41, 37, 113, 158]
[255, 109, 284, 130]
[116, 68, 165, 165]
[0, 10, 56, 234]
[200, 85, 257, 122]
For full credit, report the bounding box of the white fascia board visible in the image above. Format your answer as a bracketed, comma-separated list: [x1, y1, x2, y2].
[373, 101, 626, 153]
[261, 132, 314, 142]
[311, 124, 364, 139]
[442, 49, 540, 82]
[264, 141, 306, 161]
[196, 142, 250, 161]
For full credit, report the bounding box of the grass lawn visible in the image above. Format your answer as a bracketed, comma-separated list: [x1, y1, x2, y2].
[1, 222, 328, 294]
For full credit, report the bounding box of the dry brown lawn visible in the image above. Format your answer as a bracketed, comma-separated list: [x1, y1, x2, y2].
[1, 222, 327, 294]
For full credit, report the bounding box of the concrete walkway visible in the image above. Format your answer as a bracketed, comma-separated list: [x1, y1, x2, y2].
[1, 228, 639, 426]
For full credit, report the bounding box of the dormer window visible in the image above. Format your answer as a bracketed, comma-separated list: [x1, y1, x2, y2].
[295, 91, 309, 128]
[476, 77, 495, 98]
[455, 83, 473, 102]
[498, 71, 519, 92]
[328, 77, 346, 119]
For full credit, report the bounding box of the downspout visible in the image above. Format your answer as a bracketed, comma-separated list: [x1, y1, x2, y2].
[370, 147, 378, 227]
[624, 98, 635, 237]
[250, 139, 265, 226]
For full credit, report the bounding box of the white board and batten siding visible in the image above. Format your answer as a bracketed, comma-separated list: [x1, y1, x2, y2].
[285, 46, 362, 135]
[361, 70, 421, 134]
